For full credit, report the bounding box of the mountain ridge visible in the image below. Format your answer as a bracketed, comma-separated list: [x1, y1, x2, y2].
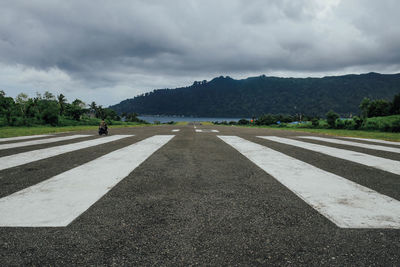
[110, 72, 400, 117]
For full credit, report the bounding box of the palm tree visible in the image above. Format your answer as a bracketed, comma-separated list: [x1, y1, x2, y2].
[57, 94, 67, 115]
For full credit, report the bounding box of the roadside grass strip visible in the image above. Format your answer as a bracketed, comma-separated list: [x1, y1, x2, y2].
[0, 134, 54, 143]
[0, 135, 174, 227]
[195, 129, 219, 133]
[0, 134, 91, 150]
[342, 137, 400, 146]
[0, 135, 133, 171]
[219, 136, 400, 228]
[298, 136, 400, 154]
[259, 136, 400, 175]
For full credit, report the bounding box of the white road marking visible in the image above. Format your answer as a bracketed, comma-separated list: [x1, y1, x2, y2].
[0, 135, 133, 171]
[258, 136, 400, 175]
[219, 136, 400, 229]
[0, 135, 174, 227]
[0, 134, 53, 142]
[298, 136, 400, 154]
[172, 129, 180, 132]
[195, 129, 219, 133]
[0, 135, 91, 150]
[342, 137, 400, 146]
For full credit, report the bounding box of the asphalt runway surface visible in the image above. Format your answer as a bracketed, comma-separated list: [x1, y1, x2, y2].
[0, 124, 399, 266]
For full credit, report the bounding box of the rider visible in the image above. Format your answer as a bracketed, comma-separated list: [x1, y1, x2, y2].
[99, 119, 108, 132]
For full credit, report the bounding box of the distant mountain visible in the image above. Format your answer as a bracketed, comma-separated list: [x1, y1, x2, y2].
[110, 73, 400, 117]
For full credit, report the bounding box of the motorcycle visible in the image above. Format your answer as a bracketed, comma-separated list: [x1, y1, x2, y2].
[98, 126, 108, 136]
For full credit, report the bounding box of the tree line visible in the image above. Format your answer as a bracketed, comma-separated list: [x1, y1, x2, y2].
[215, 93, 400, 132]
[0, 91, 144, 126]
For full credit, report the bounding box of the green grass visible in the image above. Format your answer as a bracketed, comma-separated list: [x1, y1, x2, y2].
[174, 121, 188, 126]
[236, 125, 400, 141]
[199, 121, 214, 126]
[0, 124, 148, 138]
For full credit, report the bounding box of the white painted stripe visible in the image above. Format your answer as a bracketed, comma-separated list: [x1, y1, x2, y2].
[0, 135, 133, 171]
[0, 135, 174, 227]
[298, 136, 400, 154]
[0, 135, 91, 150]
[195, 129, 219, 133]
[342, 137, 400, 146]
[0, 134, 53, 142]
[172, 129, 180, 132]
[219, 136, 400, 228]
[258, 136, 400, 175]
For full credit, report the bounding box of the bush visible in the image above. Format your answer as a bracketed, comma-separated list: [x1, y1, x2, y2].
[344, 119, 356, 130]
[326, 110, 339, 128]
[311, 118, 319, 127]
[353, 116, 363, 130]
[335, 119, 345, 129]
[360, 115, 400, 132]
[362, 120, 379, 131]
[256, 114, 276, 125]
[238, 119, 250, 125]
[41, 102, 59, 126]
[390, 120, 400, 132]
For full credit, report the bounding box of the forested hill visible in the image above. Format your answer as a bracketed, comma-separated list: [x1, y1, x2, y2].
[110, 73, 400, 117]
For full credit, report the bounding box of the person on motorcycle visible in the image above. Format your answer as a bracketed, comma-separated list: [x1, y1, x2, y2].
[99, 119, 108, 135]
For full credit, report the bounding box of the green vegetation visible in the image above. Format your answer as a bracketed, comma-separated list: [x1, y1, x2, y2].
[175, 121, 188, 126]
[110, 72, 400, 117]
[0, 123, 148, 138]
[217, 94, 400, 139]
[0, 90, 147, 128]
[250, 127, 400, 141]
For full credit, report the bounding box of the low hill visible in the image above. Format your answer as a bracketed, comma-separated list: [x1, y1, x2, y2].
[110, 73, 400, 117]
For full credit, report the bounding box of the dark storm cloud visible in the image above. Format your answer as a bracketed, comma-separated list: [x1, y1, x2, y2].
[0, 0, 399, 105]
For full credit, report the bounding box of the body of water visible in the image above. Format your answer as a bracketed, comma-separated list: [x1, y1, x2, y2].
[138, 116, 247, 123]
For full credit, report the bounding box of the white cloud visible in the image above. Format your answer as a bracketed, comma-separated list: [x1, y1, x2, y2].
[0, 0, 399, 105]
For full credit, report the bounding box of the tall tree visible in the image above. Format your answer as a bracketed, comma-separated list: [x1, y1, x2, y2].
[57, 94, 67, 115]
[326, 110, 339, 128]
[15, 93, 29, 116]
[391, 93, 400, 115]
[44, 91, 55, 100]
[0, 91, 16, 125]
[359, 97, 371, 118]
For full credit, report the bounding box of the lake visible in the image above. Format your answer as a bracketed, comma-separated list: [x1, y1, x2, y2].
[138, 116, 247, 124]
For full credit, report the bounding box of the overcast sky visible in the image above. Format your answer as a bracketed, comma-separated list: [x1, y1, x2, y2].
[1, 0, 399, 106]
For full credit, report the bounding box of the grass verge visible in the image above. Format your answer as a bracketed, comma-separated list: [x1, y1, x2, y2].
[174, 121, 188, 126]
[0, 124, 148, 138]
[234, 125, 400, 141]
[200, 121, 214, 126]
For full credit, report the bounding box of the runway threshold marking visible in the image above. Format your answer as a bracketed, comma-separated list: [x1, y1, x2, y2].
[0, 135, 133, 171]
[0, 134, 54, 143]
[298, 136, 400, 154]
[0, 135, 174, 227]
[219, 136, 400, 228]
[259, 136, 400, 175]
[0, 134, 91, 150]
[342, 137, 400, 146]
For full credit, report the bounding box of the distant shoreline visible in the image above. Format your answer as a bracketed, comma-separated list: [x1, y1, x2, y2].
[138, 116, 248, 123]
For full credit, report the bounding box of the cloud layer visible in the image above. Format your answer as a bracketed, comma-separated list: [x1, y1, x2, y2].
[1, 0, 399, 105]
